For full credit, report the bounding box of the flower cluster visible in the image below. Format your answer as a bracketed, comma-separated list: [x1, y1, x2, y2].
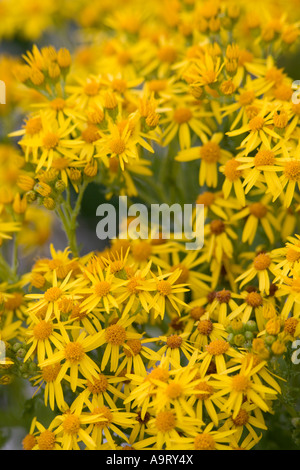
[1, 0, 300, 452]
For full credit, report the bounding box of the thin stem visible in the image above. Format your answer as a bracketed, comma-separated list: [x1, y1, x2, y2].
[56, 180, 89, 258]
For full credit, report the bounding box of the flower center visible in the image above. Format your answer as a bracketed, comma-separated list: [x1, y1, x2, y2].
[224, 158, 242, 181]
[253, 253, 271, 270]
[148, 367, 169, 382]
[196, 191, 215, 206]
[33, 320, 53, 340]
[87, 374, 108, 394]
[231, 374, 250, 392]
[64, 342, 85, 363]
[105, 324, 127, 345]
[42, 132, 59, 149]
[50, 98, 66, 110]
[284, 161, 300, 181]
[81, 125, 100, 143]
[216, 289, 231, 304]
[44, 287, 62, 302]
[190, 306, 206, 320]
[238, 90, 255, 106]
[254, 149, 275, 167]
[131, 241, 152, 261]
[165, 382, 183, 399]
[249, 115, 264, 131]
[94, 280, 111, 297]
[286, 247, 300, 262]
[124, 339, 142, 357]
[232, 408, 249, 426]
[157, 280, 172, 296]
[197, 319, 214, 335]
[155, 411, 176, 432]
[195, 381, 214, 400]
[206, 339, 229, 355]
[173, 107, 193, 124]
[171, 264, 190, 283]
[210, 219, 225, 235]
[284, 317, 298, 335]
[246, 291, 263, 307]
[157, 45, 177, 63]
[166, 334, 183, 349]
[62, 414, 81, 434]
[93, 406, 113, 428]
[4, 292, 23, 310]
[42, 363, 61, 382]
[37, 430, 56, 450]
[200, 142, 221, 163]
[84, 81, 100, 96]
[249, 202, 268, 218]
[194, 433, 215, 450]
[25, 117, 43, 135]
[273, 110, 289, 128]
[109, 138, 126, 155]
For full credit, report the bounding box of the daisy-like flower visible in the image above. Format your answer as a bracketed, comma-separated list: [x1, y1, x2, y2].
[175, 133, 232, 188]
[198, 338, 243, 376]
[231, 196, 280, 245]
[210, 356, 279, 418]
[226, 105, 282, 156]
[272, 234, 300, 279]
[207, 289, 240, 324]
[95, 119, 154, 171]
[25, 270, 84, 321]
[38, 328, 105, 392]
[30, 363, 65, 411]
[23, 313, 71, 364]
[278, 157, 300, 208]
[132, 410, 202, 450]
[226, 289, 266, 325]
[11, 113, 81, 173]
[27, 419, 62, 451]
[152, 247, 212, 299]
[48, 399, 105, 450]
[218, 402, 267, 446]
[115, 336, 161, 376]
[115, 260, 156, 317]
[83, 398, 137, 450]
[203, 217, 238, 265]
[220, 157, 246, 206]
[189, 312, 227, 349]
[124, 358, 171, 419]
[96, 314, 142, 372]
[235, 144, 284, 201]
[149, 363, 204, 420]
[235, 251, 277, 294]
[149, 332, 196, 368]
[75, 261, 126, 314]
[170, 422, 235, 450]
[160, 96, 212, 149]
[76, 372, 127, 409]
[190, 372, 226, 427]
[148, 268, 190, 319]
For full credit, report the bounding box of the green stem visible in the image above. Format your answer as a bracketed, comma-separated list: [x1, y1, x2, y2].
[56, 181, 88, 258]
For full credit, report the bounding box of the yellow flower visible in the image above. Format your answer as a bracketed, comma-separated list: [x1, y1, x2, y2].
[175, 133, 232, 188]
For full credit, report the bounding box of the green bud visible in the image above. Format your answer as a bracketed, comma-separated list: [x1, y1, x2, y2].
[244, 331, 254, 341]
[265, 335, 276, 346]
[55, 180, 67, 193]
[12, 342, 22, 352]
[227, 333, 234, 344]
[245, 320, 257, 332]
[16, 348, 26, 358]
[234, 334, 245, 347]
